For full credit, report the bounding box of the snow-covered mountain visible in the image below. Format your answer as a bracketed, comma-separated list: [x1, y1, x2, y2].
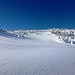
[0, 28, 75, 75]
[0, 28, 75, 45]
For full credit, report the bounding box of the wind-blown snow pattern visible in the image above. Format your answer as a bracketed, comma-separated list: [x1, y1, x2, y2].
[0, 28, 75, 75]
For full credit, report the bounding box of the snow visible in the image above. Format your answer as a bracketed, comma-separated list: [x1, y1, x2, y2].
[0, 29, 75, 75]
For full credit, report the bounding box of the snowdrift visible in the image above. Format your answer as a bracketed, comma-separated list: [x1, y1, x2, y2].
[0, 29, 75, 75]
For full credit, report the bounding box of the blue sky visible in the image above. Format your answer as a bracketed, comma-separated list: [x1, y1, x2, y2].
[0, 0, 75, 30]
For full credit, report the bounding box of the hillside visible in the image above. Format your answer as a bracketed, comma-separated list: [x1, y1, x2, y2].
[0, 28, 75, 75]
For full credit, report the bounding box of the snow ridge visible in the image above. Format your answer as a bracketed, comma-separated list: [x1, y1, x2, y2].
[0, 28, 75, 45]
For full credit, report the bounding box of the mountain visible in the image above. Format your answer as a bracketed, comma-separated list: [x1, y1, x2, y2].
[0, 28, 75, 75]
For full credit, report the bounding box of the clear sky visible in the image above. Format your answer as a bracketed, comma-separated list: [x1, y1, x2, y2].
[0, 0, 75, 30]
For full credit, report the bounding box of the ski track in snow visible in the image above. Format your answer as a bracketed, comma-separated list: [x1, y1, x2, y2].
[0, 33, 75, 75]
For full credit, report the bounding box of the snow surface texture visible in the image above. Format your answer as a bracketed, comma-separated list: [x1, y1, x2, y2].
[0, 29, 75, 75]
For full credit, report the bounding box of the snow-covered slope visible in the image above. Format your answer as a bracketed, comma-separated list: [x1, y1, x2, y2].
[0, 29, 75, 75]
